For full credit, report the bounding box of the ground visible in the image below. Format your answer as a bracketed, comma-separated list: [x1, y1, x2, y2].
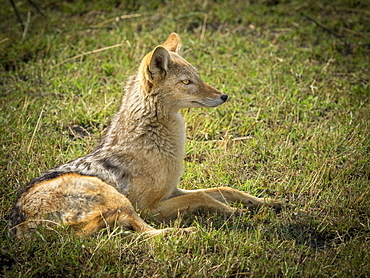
[0, 0, 369, 277]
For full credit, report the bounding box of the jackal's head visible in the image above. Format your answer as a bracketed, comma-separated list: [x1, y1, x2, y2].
[138, 33, 228, 111]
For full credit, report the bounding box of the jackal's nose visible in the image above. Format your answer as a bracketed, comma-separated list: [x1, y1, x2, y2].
[220, 94, 228, 102]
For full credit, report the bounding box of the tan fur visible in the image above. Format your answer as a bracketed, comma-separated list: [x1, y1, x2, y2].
[9, 33, 280, 238]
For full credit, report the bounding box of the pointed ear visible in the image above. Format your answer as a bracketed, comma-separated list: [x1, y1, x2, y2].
[148, 46, 170, 82]
[162, 33, 181, 53]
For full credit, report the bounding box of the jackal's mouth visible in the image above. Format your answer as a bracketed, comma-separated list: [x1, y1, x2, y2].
[191, 101, 204, 106]
[191, 97, 226, 107]
[191, 101, 221, 108]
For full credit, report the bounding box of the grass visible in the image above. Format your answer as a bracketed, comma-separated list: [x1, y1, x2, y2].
[1, 0, 369, 276]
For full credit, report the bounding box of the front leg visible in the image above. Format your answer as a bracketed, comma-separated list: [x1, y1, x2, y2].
[180, 187, 281, 209]
[149, 190, 238, 221]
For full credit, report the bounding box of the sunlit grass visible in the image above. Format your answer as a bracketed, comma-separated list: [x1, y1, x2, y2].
[1, 0, 369, 276]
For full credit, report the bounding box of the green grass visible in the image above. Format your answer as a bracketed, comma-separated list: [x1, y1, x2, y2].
[1, 0, 369, 276]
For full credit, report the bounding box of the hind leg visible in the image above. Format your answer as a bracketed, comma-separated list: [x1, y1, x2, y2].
[60, 175, 193, 237]
[69, 177, 192, 237]
[80, 203, 192, 237]
[13, 173, 191, 237]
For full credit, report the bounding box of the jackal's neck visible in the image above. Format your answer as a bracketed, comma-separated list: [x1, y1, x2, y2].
[99, 75, 186, 158]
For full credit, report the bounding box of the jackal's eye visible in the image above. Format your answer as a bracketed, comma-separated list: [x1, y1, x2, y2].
[181, 79, 191, 85]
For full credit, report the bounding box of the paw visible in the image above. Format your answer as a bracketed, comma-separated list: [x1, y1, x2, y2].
[263, 198, 283, 212]
[266, 198, 282, 206]
[243, 197, 283, 211]
[176, 227, 195, 234]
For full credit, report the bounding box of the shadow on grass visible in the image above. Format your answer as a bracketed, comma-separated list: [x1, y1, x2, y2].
[277, 222, 336, 250]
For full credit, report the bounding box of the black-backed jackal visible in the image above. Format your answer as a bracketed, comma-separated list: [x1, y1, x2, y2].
[9, 33, 281, 237]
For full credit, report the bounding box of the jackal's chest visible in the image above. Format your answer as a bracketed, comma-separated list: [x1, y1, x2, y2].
[123, 151, 183, 209]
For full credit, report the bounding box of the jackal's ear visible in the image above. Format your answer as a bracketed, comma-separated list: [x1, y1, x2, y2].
[162, 33, 181, 53]
[147, 46, 170, 82]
